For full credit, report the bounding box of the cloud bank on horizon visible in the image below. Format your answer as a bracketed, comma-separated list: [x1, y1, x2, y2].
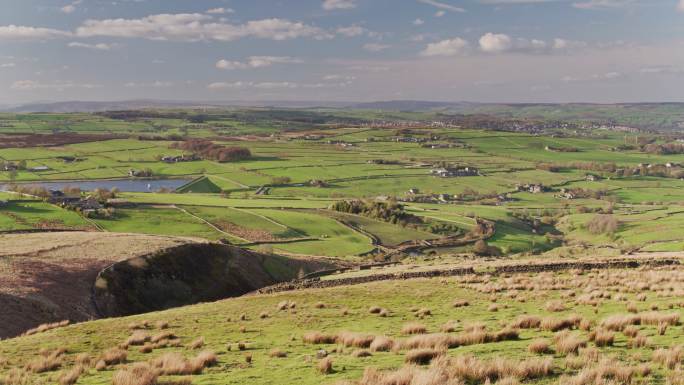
[0, 0, 682, 104]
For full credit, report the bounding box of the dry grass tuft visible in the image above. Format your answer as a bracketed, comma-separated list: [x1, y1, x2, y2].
[401, 322, 427, 335]
[23, 320, 70, 336]
[452, 299, 469, 308]
[404, 349, 443, 365]
[100, 348, 127, 366]
[269, 348, 287, 358]
[369, 336, 394, 352]
[317, 357, 333, 374]
[112, 362, 158, 385]
[25, 349, 65, 373]
[554, 331, 587, 355]
[545, 300, 566, 312]
[528, 339, 552, 354]
[303, 331, 337, 345]
[337, 332, 375, 348]
[187, 337, 205, 350]
[58, 364, 84, 385]
[351, 349, 372, 358]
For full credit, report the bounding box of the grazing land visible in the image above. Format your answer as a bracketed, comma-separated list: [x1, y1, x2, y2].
[1, 108, 684, 385]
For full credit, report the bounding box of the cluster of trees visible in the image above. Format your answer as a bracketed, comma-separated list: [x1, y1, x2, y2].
[330, 199, 422, 226]
[546, 145, 580, 152]
[472, 239, 502, 257]
[170, 140, 252, 162]
[585, 214, 620, 235]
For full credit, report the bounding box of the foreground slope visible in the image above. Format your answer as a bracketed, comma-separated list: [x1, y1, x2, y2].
[1, 257, 683, 384]
[0, 232, 336, 339]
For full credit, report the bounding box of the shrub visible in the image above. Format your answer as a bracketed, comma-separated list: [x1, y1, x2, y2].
[100, 348, 127, 366]
[336, 332, 374, 348]
[585, 214, 619, 235]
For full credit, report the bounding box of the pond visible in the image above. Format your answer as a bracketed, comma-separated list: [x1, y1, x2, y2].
[0, 178, 192, 193]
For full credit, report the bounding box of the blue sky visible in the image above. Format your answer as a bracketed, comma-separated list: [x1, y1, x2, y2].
[0, 0, 683, 104]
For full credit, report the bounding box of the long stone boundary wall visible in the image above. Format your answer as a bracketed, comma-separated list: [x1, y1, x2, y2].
[253, 258, 680, 295]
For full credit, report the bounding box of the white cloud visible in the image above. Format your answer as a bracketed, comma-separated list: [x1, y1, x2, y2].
[323, 74, 356, 81]
[572, 0, 634, 9]
[216, 56, 303, 70]
[208, 80, 350, 90]
[61, 0, 82, 14]
[435, 10, 446, 17]
[0, 25, 71, 41]
[420, 38, 468, 56]
[678, 0, 684, 12]
[413, 18, 425, 25]
[124, 81, 174, 88]
[75, 14, 332, 41]
[322, 0, 357, 10]
[206, 7, 234, 14]
[337, 25, 365, 37]
[418, 0, 466, 12]
[0, 63, 16, 68]
[479, 0, 559, 3]
[479, 33, 512, 53]
[363, 43, 391, 52]
[68, 42, 115, 50]
[478, 33, 585, 53]
[10, 80, 99, 90]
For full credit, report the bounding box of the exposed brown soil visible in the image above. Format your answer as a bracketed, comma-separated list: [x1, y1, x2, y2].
[0, 232, 204, 339]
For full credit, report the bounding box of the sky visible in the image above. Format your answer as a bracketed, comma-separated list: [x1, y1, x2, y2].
[0, 0, 683, 104]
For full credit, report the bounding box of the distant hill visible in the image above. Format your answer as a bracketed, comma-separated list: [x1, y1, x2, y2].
[350, 100, 467, 111]
[2, 99, 355, 113]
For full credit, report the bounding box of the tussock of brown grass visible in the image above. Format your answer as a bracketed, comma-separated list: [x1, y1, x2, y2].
[441, 320, 458, 333]
[399, 328, 518, 350]
[336, 332, 375, 348]
[453, 299, 469, 308]
[592, 329, 615, 347]
[545, 300, 566, 312]
[554, 331, 587, 355]
[100, 348, 127, 366]
[404, 349, 443, 365]
[369, 336, 394, 352]
[187, 337, 205, 350]
[126, 331, 151, 346]
[528, 339, 552, 354]
[23, 320, 70, 336]
[315, 302, 326, 309]
[74, 353, 91, 367]
[259, 312, 269, 319]
[269, 348, 287, 358]
[510, 315, 541, 329]
[351, 349, 372, 358]
[150, 331, 177, 343]
[401, 322, 427, 335]
[652, 346, 683, 369]
[317, 357, 333, 374]
[151, 350, 216, 375]
[541, 314, 582, 332]
[368, 306, 382, 314]
[302, 331, 337, 344]
[414, 308, 431, 317]
[112, 362, 158, 385]
[58, 364, 85, 385]
[25, 348, 65, 373]
[360, 354, 552, 384]
[558, 359, 650, 385]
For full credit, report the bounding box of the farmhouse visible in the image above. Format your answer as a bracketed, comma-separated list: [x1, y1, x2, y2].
[585, 174, 600, 181]
[2, 163, 17, 171]
[161, 154, 200, 163]
[430, 167, 479, 178]
[516, 183, 548, 194]
[48, 190, 81, 205]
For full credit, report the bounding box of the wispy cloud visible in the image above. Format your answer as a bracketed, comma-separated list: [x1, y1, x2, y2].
[216, 56, 303, 70]
[417, 0, 466, 13]
[322, 0, 356, 10]
[11, 80, 100, 90]
[420, 38, 468, 56]
[68, 42, 116, 50]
